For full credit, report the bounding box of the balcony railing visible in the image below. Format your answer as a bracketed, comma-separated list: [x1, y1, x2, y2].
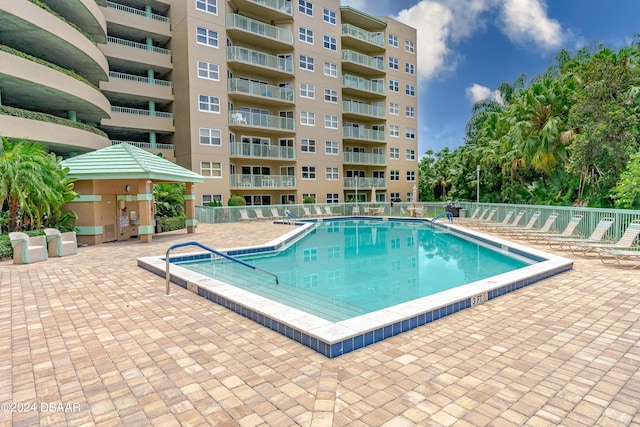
[247, 0, 292, 15]
[230, 142, 296, 160]
[341, 24, 384, 48]
[228, 78, 294, 102]
[342, 100, 385, 118]
[343, 177, 386, 188]
[226, 14, 293, 45]
[111, 106, 173, 118]
[107, 36, 171, 56]
[343, 152, 386, 165]
[111, 140, 175, 150]
[106, 1, 170, 23]
[342, 74, 385, 95]
[341, 50, 385, 72]
[229, 110, 295, 131]
[227, 46, 293, 74]
[230, 174, 296, 189]
[109, 71, 173, 87]
[342, 126, 386, 142]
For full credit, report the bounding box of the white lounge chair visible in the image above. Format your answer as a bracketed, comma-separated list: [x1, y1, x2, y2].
[526, 214, 581, 243]
[270, 208, 282, 219]
[239, 209, 254, 221]
[598, 248, 640, 268]
[253, 208, 268, 220]
[44, 228, 77, 257]
[499, 211, 541, 235]
[324, 206, 337, 216]
[302, 206, 313, 217]
[9, 232, 47, 264]
[570, 220, 640, 256]
[314, 206, 326, 217]
[549, 217, 614, 251]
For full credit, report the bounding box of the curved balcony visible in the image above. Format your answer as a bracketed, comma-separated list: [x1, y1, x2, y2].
[230, 174, 296, 189]
[343, 152, 386, 166]
[228, 78, 294, 107]
[0, 50, 111, 123]
[101, 106, 174, 133]
[111, 140, 175, 161]
[227, 46, 294, 79]
[1, 1, 109, 84]
[103, 1, 171, 44]
[342, 100, 385, 122]
[342, 126, 386, 143]
[229, 110, 295, 135]
[343, 177, 386, 189]
[40, 0, 107, 43]
[341, 49, 385, 76]
[102, 36, 173, 74]
[1, 114, 110, 156]
[342, 74, 385, 99]
[341, 24, 384, 54]
[226, 14, 293, 51]
[228, 0, 292, 22]
[101, 71, 173, 103]
[230, 141, 296, 160]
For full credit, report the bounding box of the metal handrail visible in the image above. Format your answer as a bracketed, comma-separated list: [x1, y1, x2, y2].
[165, 241, 279, 296]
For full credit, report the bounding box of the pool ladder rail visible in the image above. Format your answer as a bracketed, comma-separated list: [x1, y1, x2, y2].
[431, 211, 454, 225]
[164, 241, 279, 296]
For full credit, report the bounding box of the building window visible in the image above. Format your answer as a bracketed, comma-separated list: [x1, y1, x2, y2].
[406, 170, 416, 181]
[325, 141, 338, 154]
[299, 55, 315, 71]
[405, 106, 415, 118]
[323, 35, 337, 51]
[405, 40, 415, 53]
[323, 61, 338, 77]
[298, 27, 314, 44]
[197, 61, 219, 80]
[300, 83, 315, 99]
[323, 8, 336, 24]
[324, 88, 338, 103]
[327, 193, 339, 203]
[390, 148, 399, 159]
[326, 167, 339, 180]
[390, 192, 399, 201]
[389, 102, 399, 115]
[202, 194, 223, 205]
[405, 62, 415, 75]
[298, 0, 313, 16]
[406, 84, 415, 96]
[389, 125, 400, 138]
[324, 115, 338, 129]
[198, 95, 220, 113]
[303, 193, 317, 202]
[200, 161, 222, 178]
[390, 170, 400, 181]
[406, 149, 415, 160]
[301, 166, 316, 179]
[389, 80, 399, 92]
[196, 27, 218, 48]
[300, 111, 315, 126]
[388, 33, 398, 47]
[406, 127, 416, 139]
[300, 138, 316, 153]
[388, 57, 399, 70]
[199, 128, 221, 146]
[196, 0, 217, 15]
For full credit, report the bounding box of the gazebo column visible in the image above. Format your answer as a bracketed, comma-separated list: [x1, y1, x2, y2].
[185, 182, 197, 234]
[137, 180, 154, 243]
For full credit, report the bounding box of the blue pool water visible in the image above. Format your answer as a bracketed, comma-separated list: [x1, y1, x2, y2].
[177, 219, 530, 322]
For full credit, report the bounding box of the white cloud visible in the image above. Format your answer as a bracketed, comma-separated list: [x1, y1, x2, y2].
[499, 0, 564, 51]
[466, 84, 493, 104]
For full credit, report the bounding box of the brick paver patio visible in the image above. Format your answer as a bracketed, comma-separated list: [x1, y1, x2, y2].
[1, 221, 639, 426]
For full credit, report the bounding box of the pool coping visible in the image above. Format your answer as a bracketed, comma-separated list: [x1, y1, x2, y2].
[138, 217, 574, 358]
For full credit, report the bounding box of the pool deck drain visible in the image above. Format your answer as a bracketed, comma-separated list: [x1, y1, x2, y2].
[1, 221, 639, 426]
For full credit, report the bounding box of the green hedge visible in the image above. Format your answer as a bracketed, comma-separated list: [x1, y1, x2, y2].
[159, 217, 185, 232]
[0, 230, 45, 260]
[0, 106, 108, 138]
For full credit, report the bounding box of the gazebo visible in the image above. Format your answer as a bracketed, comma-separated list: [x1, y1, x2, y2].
[61, 143, 204, 245]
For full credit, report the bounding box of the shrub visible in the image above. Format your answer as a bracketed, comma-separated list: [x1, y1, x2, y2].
[0, 230, 45, 260]
[303, 196, 315, 204]
[159, 217, 185, 232]
[228, 196, 246, 206]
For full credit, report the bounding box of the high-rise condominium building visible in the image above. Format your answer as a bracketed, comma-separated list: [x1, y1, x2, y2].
[0, 0, 418, 206]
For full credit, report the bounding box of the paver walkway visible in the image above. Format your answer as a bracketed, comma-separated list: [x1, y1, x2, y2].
[1, 222, 639, 426]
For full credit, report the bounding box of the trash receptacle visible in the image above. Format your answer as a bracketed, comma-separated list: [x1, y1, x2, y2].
[446, 202, 463, 217]
[155, 218, 163, 233]
[459, 209, 467, 218]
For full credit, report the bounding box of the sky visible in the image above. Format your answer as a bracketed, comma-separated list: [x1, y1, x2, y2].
[341, 0, 640, 157]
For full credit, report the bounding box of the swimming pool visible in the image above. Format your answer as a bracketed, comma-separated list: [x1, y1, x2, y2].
[138, 217, 573, 357]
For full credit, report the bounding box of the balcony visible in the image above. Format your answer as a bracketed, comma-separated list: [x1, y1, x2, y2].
[230, 174, 296, 189]
[101, 106, 174, 132]
[229, 110, 295, 134]
[342, 74, 385, 99]
[230, 142, 296, 160]
[101, 71, 173, 103]
[228, 78, 294, 107]
[104, 1, 171, 43]
[226, 14, 293, 51]
[343, 152, 386, 165]
[343, 177, 386, 189]
[341, 49, 385, 76]
[228, 0, 292, 22]
[103, 36, 172, 73]
[227, 46, 294, 79]
[341, 24, 384, 53]
[40, 0, 107, 43]
[342, 100, 385, 122]
[342, 126, 386, 143]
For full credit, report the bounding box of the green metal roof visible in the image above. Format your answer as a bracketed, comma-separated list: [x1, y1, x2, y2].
[61, 143, 204, 183]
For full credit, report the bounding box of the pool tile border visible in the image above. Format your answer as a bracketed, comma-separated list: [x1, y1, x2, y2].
[138, 218, 573, 358]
